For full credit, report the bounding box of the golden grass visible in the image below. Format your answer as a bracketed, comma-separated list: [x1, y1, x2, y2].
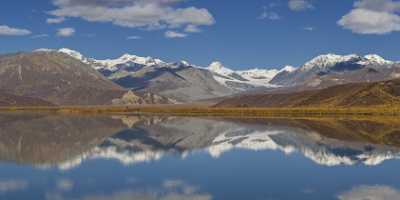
[1, 104, 400, 117]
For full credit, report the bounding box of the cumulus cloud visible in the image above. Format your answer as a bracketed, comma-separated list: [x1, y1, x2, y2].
[31, 34, 49, 39]
[338, 0, 400, 34]
[165, 30, 186, 38]
[184, 25, 201, 33]
[56, 27, 75, 37]
[338, 185, 400, 200]
[48, 0, 215, 31]
[288, 0, 314, 11]
[47, 17, 66, 24]
[0, 25, 31, 36]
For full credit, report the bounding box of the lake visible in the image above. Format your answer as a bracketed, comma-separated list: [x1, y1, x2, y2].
[0, 113, 400, 200]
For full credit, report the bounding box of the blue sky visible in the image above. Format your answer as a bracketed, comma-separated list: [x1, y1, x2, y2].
[1, 0, 400, 70]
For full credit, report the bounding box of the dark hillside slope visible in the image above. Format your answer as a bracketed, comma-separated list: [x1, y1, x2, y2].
[216, 79, 400, 108]
[0, 91, 54, 106]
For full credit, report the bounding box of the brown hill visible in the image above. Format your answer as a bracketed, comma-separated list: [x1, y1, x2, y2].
[0, 52, 126, 105]
[0, 91, 54, 106]
[216, 78, 400, 108]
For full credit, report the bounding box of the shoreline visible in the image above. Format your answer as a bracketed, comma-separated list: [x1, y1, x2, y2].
[1, 105, 399, 117]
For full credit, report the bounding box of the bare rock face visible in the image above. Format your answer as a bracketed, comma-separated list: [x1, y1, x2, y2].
[0, 52, 127, 105]
[112, 91, 143, 105]
[112, 90, 175, 105]
[111, 65, 234, 103]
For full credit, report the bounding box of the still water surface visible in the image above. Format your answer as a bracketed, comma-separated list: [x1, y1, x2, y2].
[0, 113, 400, 200]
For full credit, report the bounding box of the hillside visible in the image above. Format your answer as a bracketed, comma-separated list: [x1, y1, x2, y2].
[216, 78, 400, 108]
[0, 52, 127, 105]
[0, 91, 54, 107]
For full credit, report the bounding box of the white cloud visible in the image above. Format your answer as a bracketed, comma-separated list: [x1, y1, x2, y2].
[31, 34, 49, 39]
[354, 0, 400, 12]
[338, 0, 400, 34]
[258, 11, 281, 20]
[127, 35, 142, 40]
[0, 179, 28, 193]
[304, 27, 315, 31]
[184, 25, 201, 32]
[338, 185, 400, 200]
[46, 17, 66, 24]
[258, 5, 281, 20]
[165, 30, 187, 38]
[56, 27, 75, 37]
[288, 0, 314, 11]
[48, 0, 215, 31]
[0, 25, 31, 36]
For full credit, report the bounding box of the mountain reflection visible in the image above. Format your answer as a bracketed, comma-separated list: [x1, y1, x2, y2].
[1, 113, 400, 168]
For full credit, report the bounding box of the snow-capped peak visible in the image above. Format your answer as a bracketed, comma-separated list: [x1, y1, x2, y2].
[96, 53, 165, 69]
[280, 65, 297, 73]
[208, 61, 235, 76]
[300, 54, 361, 71]
[58, 48, 85, 61]
[363, 54, 393, 65]
[299, 53, 395, 72]
[237, 68, 279, 80]
[34, 48, 55, 53]
[179, 60, 190, 66]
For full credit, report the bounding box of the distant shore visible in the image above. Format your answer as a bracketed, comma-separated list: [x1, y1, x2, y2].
[0, 105, 399, 117]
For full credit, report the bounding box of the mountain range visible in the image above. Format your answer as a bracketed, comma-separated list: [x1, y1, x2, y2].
[52, 48, 294, 102]
[53, 48, 400, 104]
[0, 48, 399, 106]
[270, 54, 400, 89]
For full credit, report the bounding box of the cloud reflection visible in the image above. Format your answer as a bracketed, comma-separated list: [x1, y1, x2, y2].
[45, 180, 211, 200]
[338, 185, 400, 200]
[0, 179, 28, 193]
